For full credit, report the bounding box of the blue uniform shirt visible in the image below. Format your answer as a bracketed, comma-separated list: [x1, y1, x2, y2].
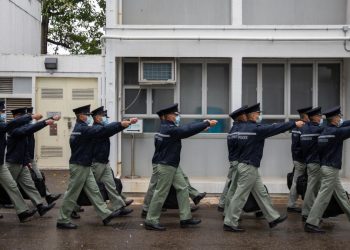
[6, 120, 47, 165]
[92, 122, 126, 164]
[0, 115, 32, 165]
[300, 122, 324, 164]
[318, 122, 350, 169]
[227, 121, 246, 162]
[290, 128, 304, 163]
[152, 120, 210, 168]
[237, 121, 296, 168]
[70, 120, 125, 167]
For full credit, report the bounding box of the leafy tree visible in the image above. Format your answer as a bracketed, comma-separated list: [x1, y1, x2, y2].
[41, 0, 106, 54]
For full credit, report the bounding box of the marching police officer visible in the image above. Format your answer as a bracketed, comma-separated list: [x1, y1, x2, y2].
[144, 103, 217, 231]
[300, 107, 324, 221]
[224, 103, 304, 232]
[57, 105, 133, 229]
[6, 107, 57, 217]
[26, 107, 61, 205]
[287, 106, 312, 213]
[305, 106, 350, 233]
[218, 105, 248, 212]
[0, 102, 38, 222]
[142, 163, 207, 218]
[90, 106, 135, 215]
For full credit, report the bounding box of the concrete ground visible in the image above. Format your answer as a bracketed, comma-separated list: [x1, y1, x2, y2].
[0, 170, 350, 250]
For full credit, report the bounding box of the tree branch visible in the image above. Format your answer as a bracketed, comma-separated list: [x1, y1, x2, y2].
[47, 38, 70, 49]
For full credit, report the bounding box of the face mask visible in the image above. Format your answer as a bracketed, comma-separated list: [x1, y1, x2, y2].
[257, 114, 262, 123]
[102, 117, 109, 125]
[0, 113, 6, 122]
[85, 115, 93, 125]
[175, 116, 181, 126]
[319, 119, 324, 126]
[338, 118, 344, 127]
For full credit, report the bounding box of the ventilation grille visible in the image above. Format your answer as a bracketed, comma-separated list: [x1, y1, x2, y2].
[0, 78, 13, 94]
[5, 98, 32, 121]
[41, 88, 63, 99]
[72, 89, 94, 100]
[40, 146, 63, 158]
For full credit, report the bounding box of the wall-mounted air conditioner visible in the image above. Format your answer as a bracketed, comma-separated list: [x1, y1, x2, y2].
[138, 58, 176, 85]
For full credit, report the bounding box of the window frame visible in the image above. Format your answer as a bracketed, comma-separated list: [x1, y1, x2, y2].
[123, 58, 231, 134]
[243, 59, 343, 122]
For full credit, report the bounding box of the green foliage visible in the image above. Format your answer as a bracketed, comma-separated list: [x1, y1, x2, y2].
[42, 0, 106, 54]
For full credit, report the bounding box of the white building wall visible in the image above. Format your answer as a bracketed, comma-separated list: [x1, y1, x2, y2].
[0, 0, 41, 55]
[104, 0, 350, 193]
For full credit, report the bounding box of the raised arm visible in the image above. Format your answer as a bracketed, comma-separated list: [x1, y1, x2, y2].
[257, 121, 297, 139]
[169, 121, 211, 139]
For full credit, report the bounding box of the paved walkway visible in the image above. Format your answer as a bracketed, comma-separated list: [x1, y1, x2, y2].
[0, 170, 349, 250]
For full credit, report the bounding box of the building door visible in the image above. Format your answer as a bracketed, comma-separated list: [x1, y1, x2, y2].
[35, 77, 98, 169]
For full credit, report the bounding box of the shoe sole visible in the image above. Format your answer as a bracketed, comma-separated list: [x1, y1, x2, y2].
[223, 227, 245, 232]
[145, 225, 166, 231]
[269, 217, 287, 228]
[120, 210, 133, 216]
[39, 203, 56, 217]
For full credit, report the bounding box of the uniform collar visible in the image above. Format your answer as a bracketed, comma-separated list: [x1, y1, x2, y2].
[93, 122, 103, 126]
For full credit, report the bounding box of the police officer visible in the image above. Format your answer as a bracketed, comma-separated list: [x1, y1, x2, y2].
[57, 105, 133, 229]
[287, 106, 312, 213]
[218, 105, 248, 212]
[305, 106, 350, 233]
[144, 103, 217, 231]
[142, 164, 207, 217]
[103, 110, 134, 207]
[0, 103, 37, 222]
[26, 107, 61, 205]
[90, 106, 135, 215]
[300, 107, 324, 221]
[6, 107, 57, 217]
[224, 103, 305, 232]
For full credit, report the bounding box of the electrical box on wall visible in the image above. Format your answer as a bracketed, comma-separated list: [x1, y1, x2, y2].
[123, 119, 143, 134]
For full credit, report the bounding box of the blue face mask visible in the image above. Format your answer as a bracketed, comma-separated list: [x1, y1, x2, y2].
[319, 118, 324, 126]
[0, 113, 6, 122]
[175, 115, 181, 126]
[85, 115, 93, 125]
[257, 114, 263, 123]
[102, 117, 109, 125]
[338, 118, 344, 127]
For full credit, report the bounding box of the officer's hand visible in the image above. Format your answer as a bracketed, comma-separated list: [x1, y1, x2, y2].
[130, 118, 138, 124]
[45, 119, 55, 125]
[32, 113, 43, 121]
[295, 121, 305, 128]
[52, 115, 61, 121]
[27, 163, 32, 169]
[208, 120, 218, 127]
[121, 120, 131, 128]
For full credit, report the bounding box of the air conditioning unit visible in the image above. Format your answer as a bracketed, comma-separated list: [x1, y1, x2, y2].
[138, 58, 176, 85]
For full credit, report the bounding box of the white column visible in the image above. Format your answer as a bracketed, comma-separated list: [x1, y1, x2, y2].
[231, 0, 243, 25]
[106, 0, 118, 28]
[104, 41, 119, 175]
[230, 56, 243, 111]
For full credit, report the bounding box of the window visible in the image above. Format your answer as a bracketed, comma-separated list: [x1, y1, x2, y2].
[262, 64, 284, 115]
[179, 61, 230, 133]
[123, 59, 230, 133]
[123, 61, 176, 131]
[290, 64, 313, 114]
[242, 64, 257, 106]
[242, 60, 341, 121]
[180, 64, 202, 114]
[318, 64, 341, 111]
